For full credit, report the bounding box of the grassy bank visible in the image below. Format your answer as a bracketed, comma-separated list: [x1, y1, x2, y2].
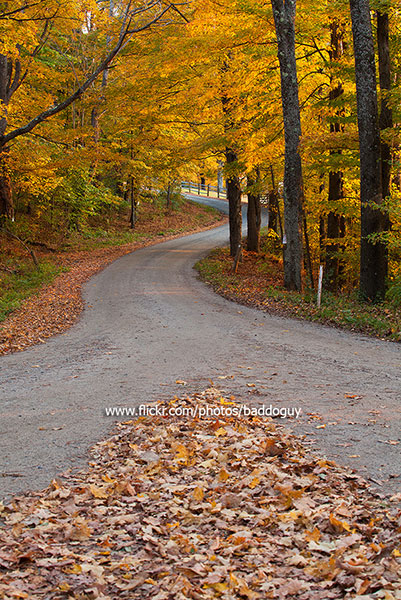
[195, 233, 401, 342]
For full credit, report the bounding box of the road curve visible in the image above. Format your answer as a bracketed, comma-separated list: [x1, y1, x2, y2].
[0, 196, 400, 500]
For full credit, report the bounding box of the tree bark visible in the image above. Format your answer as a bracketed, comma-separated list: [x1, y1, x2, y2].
[0, 149, 13, 220]
[0, 53, 18, 220]
[325, 20, 346, 293]
[246, 172, 261, 252]
[377, 10, 392, 202]
[225, 148, 242, 257]
[129, 176, 137, 229]
[271, 0, 303, 291]
[349, 0, 387, 301]
[268, 165, 281, 236]
[166, 182, 172, 211]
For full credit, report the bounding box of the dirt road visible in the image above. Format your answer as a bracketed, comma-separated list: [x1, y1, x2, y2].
[1, 197, 400, 500]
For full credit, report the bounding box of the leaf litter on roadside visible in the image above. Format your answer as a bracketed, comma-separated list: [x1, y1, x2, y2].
[0, 388, 400, 599]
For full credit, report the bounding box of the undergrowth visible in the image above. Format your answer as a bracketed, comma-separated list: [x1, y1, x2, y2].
[195, 239, 401, 343]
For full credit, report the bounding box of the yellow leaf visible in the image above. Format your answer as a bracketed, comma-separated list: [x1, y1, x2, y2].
[211, 582, 228, 592]
[220, 398, 235, 405]
[248, 476, 260, 489]
[102, 474, 116, 483]
[175, 444, 189, 460]
[193, 486, 204, 501]
[218, 468, 230, 482]
[305, 527, 321, 542]
[90, 484, 110, 499]
[329, 513, 352, 532]
[65, 564, 82, 574]
[215, 427, 227, 437]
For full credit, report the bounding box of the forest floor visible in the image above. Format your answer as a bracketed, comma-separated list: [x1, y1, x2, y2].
[0, 198, 226, 355]
[195, 237, 401, 343]
[0, 389, 400, 599]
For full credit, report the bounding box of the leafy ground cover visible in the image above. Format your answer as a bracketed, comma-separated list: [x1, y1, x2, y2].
[0, 199, 225, 354]
[195, 235, 401, 342]
[0, 389, 400, 599]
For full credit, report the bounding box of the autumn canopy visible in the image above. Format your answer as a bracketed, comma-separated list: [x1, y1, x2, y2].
[0, 0, 400, 302]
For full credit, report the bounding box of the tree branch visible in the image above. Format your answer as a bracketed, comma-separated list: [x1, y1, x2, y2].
[0, 2, 175, 147]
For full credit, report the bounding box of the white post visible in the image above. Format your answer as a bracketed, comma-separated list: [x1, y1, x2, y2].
[317, 265, 324, 308]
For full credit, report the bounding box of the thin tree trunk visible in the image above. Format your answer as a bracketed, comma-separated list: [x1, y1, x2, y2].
[325, 20, 346, 293]
[269, 165, 280, 236]
[225, 148, 242, 257]
[377, 10, 392, 201]
[246, 172, 261, 252]
[129, 176, 137, 229]
[166, 182, 172, 210]
[271, 0, 303, 291]
[0, 53, 16, 220]
[221, 54, 242, 258]
[0, 149, 13, 220]
[350, 0, 387, 301]
[377, 10, 392, 272]
[303, 211, 315, 290]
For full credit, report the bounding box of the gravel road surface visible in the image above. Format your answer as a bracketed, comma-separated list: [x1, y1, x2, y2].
[0, 196, 400, 500]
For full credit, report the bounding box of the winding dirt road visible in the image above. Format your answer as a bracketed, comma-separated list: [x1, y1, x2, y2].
[0, 197, 400, 500]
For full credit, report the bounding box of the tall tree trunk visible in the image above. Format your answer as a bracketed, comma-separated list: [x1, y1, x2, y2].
[246, 171, 261, 252]
[325, 20, 346, 293]
[349, 0, 387, 301]
[377, 10, 392, 204]
[0, 54, 16, 220]
[271, 0, 303, 291]
[221, 56, 242, 258]
[225, 148, 242, 257]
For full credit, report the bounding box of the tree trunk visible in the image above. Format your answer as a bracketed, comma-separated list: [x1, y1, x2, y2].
[247, 173, 261, 252]
[0, 148, 13, 220]
[271, 0, 303, 291]
[166, 182, 172, 210]
[303, 211, 315, 290]
[377, 10, 392, 203]
[129, 176, 137, 229]
[325, 20, 346, 293]
[349, 0, 387, 301]
[225, 148, 242, 257]
[326, 203, 346, 292]
[0, 53, 15, 220]
[268, 165, 280, 235]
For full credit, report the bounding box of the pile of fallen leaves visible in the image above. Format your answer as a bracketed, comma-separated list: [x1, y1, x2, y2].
[0, 389, 400, 599]
[0, 207, 226, 355]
